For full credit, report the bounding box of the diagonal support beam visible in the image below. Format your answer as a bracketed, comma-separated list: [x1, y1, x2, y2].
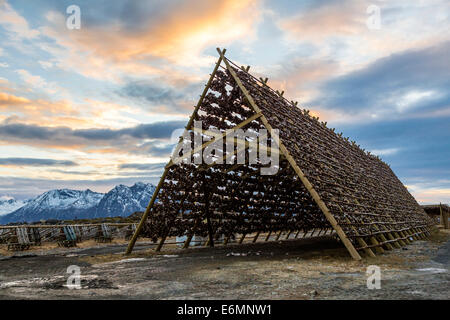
[218, 47, 361, 260]
[125, 50, 226, 255]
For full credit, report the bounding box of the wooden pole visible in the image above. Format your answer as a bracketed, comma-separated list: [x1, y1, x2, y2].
[369, 236, 385, 254]
[341, 215, 376, 258]
[183, 216, 201, 249]
[125, 50, 226, 255]
[442, 204, 449, 229]
[275, 230, 283, 241]
[253, 231, 261, 243]
[218, 47, 361, 261]
[223, 233, 232, 246]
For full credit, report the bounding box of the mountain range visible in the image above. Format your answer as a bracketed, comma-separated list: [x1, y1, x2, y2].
[0, 182, 155, 224]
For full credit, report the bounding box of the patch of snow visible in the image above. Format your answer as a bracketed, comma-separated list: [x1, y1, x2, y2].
[0, 198, 28, 216]
[416, 268, 447, 274]
[118, 258, 147, 263]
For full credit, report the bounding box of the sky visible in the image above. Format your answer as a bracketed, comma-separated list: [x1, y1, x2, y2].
[0, 0, 449, 204]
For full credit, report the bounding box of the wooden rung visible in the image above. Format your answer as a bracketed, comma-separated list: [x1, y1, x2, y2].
[265, 231, 272, 241]
[238, 233, 246, 244]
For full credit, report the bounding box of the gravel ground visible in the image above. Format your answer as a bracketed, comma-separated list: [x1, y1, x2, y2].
[0, 230, 448, 300]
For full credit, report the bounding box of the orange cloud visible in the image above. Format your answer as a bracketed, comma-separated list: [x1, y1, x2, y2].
[413, 188, 450, 205]
[0, 91, 80, 124]
[0, 92, 30, 106]
[0, 0, 40, 39]
[279, 1, 365, 41]
[41, 0, 262, 82]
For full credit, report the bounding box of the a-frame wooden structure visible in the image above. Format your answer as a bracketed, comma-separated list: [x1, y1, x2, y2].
[126, 48, 434, 260]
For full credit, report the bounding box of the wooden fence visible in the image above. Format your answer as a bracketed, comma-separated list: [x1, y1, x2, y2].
[0, 223, 137, 251]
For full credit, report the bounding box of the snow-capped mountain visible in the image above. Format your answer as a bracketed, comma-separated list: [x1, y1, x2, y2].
[0, 189, 104, 224]
[95, 182, 156, 218]
[0, 197, 29, 216]
[0, 182, 155, 224]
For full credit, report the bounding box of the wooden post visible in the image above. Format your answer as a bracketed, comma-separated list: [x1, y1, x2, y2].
[223, 233, 232, 246]
[239, 233, 246, 244]
[275, 230, 283, 241]
[253, 231, 261, 243]
[384, 231, 402, 248]
[442, 204, 449, 229]
[183, 234, 194, 249]
[156, 234, 168, 252]
[205, 202, 214, 248]
[342, 216, 376, 258]
[392, 231, 406, 246]
[183, 216, 201, 249]
[400, 230, 412, 243]
[125, 50, 226, 255]
[369, 237, 385, 254]
[265, 231, 272, 241]
[285, 230, 292, 240]
[407, 228, 420, 241]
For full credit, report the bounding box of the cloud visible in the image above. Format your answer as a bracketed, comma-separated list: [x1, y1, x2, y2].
[74, 121, 186, 140]
[278, 0, 365, 41]
[0, 158, 77, 166]
[120, 80, 190, 105]
[264, 57, 339, 103]
[0, 92, 30, 106]
[0, 0, 40, 39]
[37, 0, 263, 84]
[310, 42, 450, 123]
[15, 69, 64, 96]
[119, 163, 166, 171]
[0, 120, 185, 154]
[338, 117, 450, 190]
[370, 148, 400, 156]
[405, 178, 450, 205]
[147, 143, 175, 157]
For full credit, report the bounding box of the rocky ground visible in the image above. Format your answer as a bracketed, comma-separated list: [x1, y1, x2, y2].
[0, 230, 448, 300]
